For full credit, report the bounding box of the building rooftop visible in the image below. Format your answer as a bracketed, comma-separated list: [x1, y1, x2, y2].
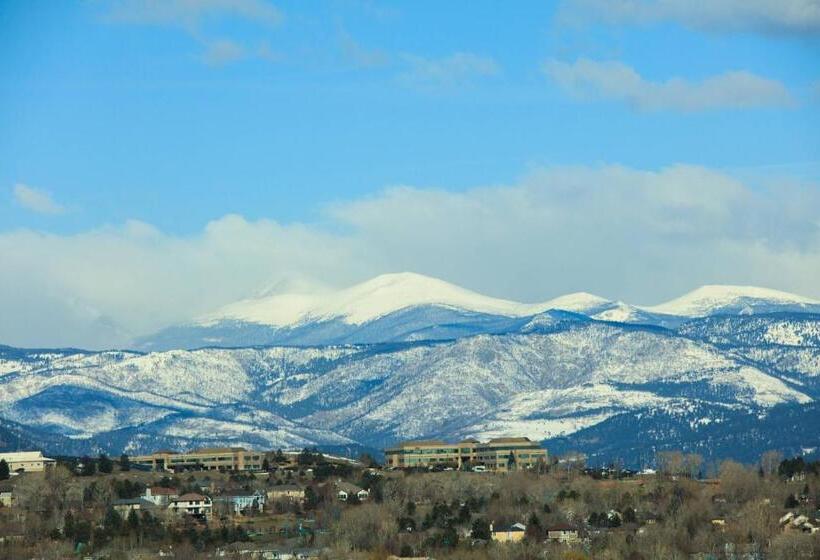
[0, 451, 54, 461]
[486, 437, 533, 444]
[148, 486, 178, 495]
[193, 447, 247, 454]
[173, 493, 210, 502]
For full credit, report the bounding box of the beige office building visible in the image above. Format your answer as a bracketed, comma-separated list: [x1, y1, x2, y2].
[385, 437, 547, 471]
[0, 451, 56, 473]
[131, 447, 264, 472]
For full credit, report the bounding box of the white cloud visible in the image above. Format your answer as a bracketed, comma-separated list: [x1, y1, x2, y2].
[105, 0, 282, 29]
[202, 38, 245, 65]
[12, 184, 66, 215]
[339, 29, 390, 68]
[544, 58, 794, 111]
[2, 165, 819, 348]
[557, 0, 820, 35]
[399, 52, 500, 90]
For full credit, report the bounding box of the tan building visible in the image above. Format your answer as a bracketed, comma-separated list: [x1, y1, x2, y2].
[131, 447, 264, 472]
[0, 451, 56, 473]
[385, 437, 547, 471]
[267, 484, 306, 504]
[491, 522, 527, 543]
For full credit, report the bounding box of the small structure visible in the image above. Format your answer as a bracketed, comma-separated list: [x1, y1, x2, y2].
[169, 493, 212, 518]
[490, 522, 526, 543]
[0, 484, 13, 507]
[267, 484, 306, 504]
[143, 486, 178, 506]
[335, 481, 369, 502]
[112, 497, 156, 516]
[546, 523, 580, 544]
[215, 490, 266, 515]
[0, 451, 56, 473]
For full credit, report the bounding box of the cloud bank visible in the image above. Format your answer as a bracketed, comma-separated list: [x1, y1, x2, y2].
[544, 59, 794, 111]
[2, 165, 819, 348]
[104, 0, 282, 29]
[557, 0, 820, 35]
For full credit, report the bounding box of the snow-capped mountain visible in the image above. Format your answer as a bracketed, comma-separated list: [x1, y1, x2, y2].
[135, 273, 818, 351]
[643, 285, 820, 318]
[3, 308, 820, 463]
[4, 274, 820, 464]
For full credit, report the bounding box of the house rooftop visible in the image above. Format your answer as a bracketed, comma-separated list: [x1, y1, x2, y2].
[547, 523, 578, 531]
[336, 481, 366, 494]
[173, 493, 209, 502]
[148, 487, 177, 495]
[494, 522, 526, 532]
[269, 484, 304, 491]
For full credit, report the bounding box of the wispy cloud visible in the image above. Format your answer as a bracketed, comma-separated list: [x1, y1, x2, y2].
[338, 29, 390, 68]
[13, 184, 66, 215]
[201, 38, 245, 65]
[557, 0, 820, 35]
[544, 58, 794, 111]
[399, 52, 500, 90]
[104, 0, 282, 29]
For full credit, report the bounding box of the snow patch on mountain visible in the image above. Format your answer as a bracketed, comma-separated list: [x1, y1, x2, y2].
[645, 285, 820, 317]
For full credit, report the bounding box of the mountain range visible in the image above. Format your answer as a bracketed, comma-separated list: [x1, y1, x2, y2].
[1, 272, 819, 467]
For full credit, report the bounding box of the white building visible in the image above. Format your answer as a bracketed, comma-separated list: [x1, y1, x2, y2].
[0, 451, 56, 473]
[169, 493, 212, 518]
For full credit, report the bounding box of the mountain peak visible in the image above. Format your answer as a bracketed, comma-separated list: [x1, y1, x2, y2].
[644, 284, 820, 317]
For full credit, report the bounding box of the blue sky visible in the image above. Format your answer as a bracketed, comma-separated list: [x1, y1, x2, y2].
[1, 0, 820, 347]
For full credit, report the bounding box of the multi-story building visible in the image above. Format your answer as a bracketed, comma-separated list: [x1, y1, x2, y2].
[0, 451, 56, 473]
[131, 447, 265, 472]
[385, 437, 547, 471]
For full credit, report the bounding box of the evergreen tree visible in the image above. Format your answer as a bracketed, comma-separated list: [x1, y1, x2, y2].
[0, 459, 8, 481]
[63, 511, 75, 539]
[80, 456, 96, 476]
[471, 518, 491, 540]
[127, 509, 140, 532]
[103, 507, 123, 535]
[526, 512, 542, 539]
[262, 458, 271, 471]
[98, 454, 114, 474]
[119, 454, 130, 472]
[304, 486, 319, 510]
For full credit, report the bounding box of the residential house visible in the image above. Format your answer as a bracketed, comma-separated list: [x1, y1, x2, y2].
[0, 484, 13, 507]
[267, 484, 306, 504]
[112, 498, 156, 516]
[0, 451, 56, 473]
[143, 486, 178, 506]
[546, 523, 581, 544]
[490, 522, 526, 543]
[335, 481, 369, 502]
[169, 493, 212, 518]
[215, 490, 266, 515]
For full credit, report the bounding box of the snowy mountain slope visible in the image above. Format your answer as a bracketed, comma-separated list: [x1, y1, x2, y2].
[276, 326, 809, 447]
[679, 313, 820, 348]
[644, 285, 820, 317]
[545, 401, 820, 466]
[3, 302, 820, 459]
